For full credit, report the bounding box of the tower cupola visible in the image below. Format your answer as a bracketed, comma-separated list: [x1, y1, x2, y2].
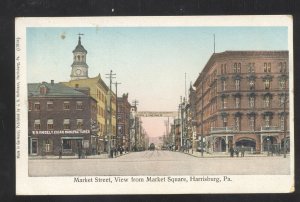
[70, 34, 89, 80]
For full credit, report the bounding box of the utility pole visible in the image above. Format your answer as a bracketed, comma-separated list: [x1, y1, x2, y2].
[180, 96, 183, 150]
[105, 70, 116, 158]
[213, 34, 215, 54]
[113, 81, 121, 147]
[132, 99, 139, 151]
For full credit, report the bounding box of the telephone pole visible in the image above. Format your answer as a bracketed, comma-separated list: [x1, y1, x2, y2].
[132, 99, 139, 151]
[105, 70, 116, 158]
[113, 81, 121, 147]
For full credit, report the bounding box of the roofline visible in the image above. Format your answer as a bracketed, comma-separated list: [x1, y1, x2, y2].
[193, 50, 289, 87]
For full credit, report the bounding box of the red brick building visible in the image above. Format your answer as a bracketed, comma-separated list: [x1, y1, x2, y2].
[194, 51, 289, 153]
[117, 93, 131, 149]
[28, 81, 98, 156]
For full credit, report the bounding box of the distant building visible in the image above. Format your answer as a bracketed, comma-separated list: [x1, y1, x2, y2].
[117, 93, 131, 149]
[28, 81, 98, 156]
[193, 51, 289, 153]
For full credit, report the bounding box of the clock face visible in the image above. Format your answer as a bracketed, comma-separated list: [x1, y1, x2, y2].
[75, 69, 82, 75]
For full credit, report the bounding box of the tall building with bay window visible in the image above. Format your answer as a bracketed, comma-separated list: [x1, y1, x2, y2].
[193, 51, 289, 153]
[28, 81, 98, 156]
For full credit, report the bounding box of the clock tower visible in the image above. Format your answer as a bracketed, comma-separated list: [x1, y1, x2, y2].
[70, 34, 89, 80]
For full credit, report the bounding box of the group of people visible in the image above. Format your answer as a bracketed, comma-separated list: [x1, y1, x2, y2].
[230, 146, 246, 157]
[110, 146, 127, 158]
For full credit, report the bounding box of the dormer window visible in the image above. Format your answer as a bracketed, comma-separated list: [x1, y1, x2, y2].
[39, 85, 48, 95]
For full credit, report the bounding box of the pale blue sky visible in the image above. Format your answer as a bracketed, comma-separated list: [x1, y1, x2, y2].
[27, 26, 288, 137]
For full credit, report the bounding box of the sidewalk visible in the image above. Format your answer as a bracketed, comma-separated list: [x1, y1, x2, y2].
[181, 150, 288, 158]
[29, 152, 130, 160]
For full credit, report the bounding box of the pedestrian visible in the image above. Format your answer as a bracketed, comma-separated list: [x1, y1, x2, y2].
[110, 148, 114, 158]
[114, 147, 117, 157]
[59, 147, 62, 159]
[78, 148, 82, 159]
[241, 146, 245, 157]
[230, 147, 234, 157]
[235, 147, 239, 157]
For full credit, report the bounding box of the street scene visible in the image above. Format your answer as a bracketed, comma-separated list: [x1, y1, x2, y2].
[29, 150, 290, 176]
[26, 24, 291, 176]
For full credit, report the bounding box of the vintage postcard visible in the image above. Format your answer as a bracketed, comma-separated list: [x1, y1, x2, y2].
[15, 16, 294, 195]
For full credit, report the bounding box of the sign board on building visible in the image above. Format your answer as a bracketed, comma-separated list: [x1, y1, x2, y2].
[32, 130, 90, 135]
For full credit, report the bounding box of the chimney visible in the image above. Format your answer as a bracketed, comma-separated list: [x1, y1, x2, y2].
[51, 80, 54, 85]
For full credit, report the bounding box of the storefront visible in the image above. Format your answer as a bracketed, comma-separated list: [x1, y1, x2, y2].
[29, 130, 97, 156]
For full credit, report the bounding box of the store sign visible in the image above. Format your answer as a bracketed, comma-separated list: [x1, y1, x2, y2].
[32, 130, 90, 135]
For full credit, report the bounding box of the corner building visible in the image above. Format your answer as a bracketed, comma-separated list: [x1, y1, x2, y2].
[194, 51, 289, 153]
[28, 81, 98, 156]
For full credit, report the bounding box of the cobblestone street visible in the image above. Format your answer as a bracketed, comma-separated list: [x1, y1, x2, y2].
[29, 150, 290, 176]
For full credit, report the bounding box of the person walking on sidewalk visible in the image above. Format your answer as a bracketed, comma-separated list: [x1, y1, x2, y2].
[241, 146, 245, 157]
[235, 147, 239, 157]
[230, 147, 234, 157]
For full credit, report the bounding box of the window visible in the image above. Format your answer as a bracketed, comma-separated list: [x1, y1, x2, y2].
[237, 63, 241, 73]
[47, 119, 54, 130]
[235, 79, 240, 90]
[223, 116, 228, 127]
[248, 63, 255, 73]
[222, 80, 226, 91]
[63, 119, 70, 130]
[222, 97, 227, 109]
[249, 96, 255, 108]
[233, 63, 241, 73]
[34, 102, 40, 111]
[264, 96, 270, 108]
[40, 85, 47, 95]
[76, 119, 83, 129]
[63, 101, 70, 110]
[47, 101, 53, 110]
[249, 116, 255, 131]
[280, 62, 287, 73]
[235, 117, 240, 131]
[45, 139, 53, 152]
[280, 95, 285, 106]
[279, 79, 286, 90]
[280, 115, 285, 130]
[265, 115, 270, 127]
[235, 97, 240, 108]
[63, 139, 72, 150]
[221, 64, 227, 74]
[249, 80, 255, 90]
[233, 63, 237, 73]
[264, 63, 267, 72]
[28, 101, 33, 111]
[264, 79, 270, 90]
[264, 63, 271, 73]
[76, 101, 83, 110]
[34, 120, 41, 130]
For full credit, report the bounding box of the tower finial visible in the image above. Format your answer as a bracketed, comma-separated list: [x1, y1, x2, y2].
[78, 33, 84, 45]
